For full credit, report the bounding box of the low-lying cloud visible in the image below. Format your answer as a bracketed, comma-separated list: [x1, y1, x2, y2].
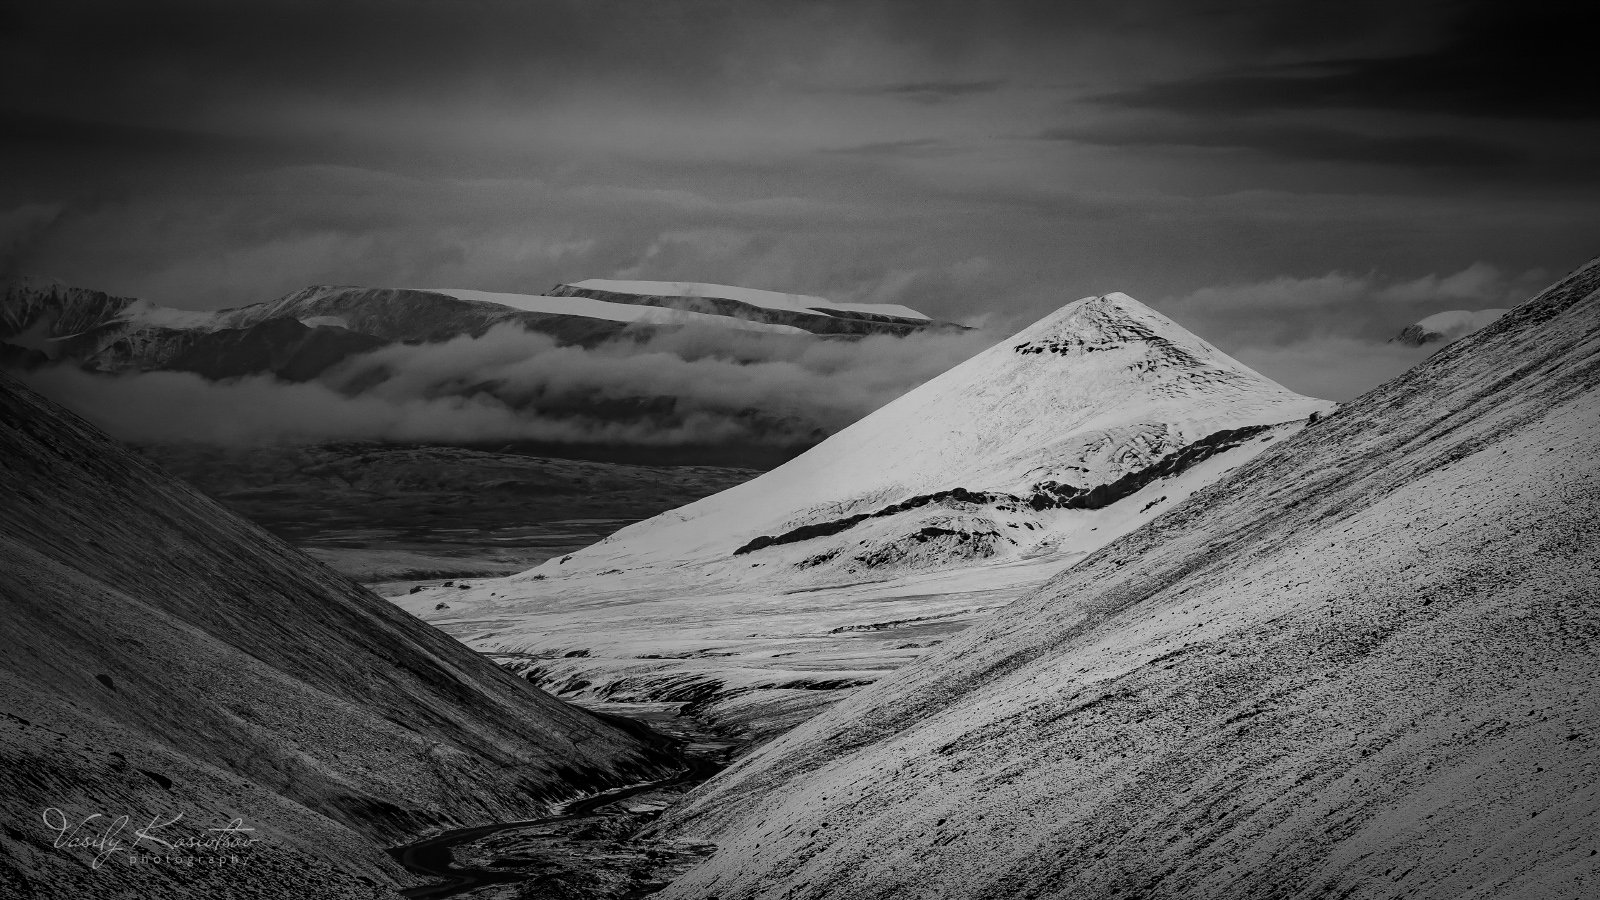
[1160, 262, 1536, 399]
[17, 257, 1546, 451]
[23, 323, 994, 452]
[1234, 337, 1436, 404]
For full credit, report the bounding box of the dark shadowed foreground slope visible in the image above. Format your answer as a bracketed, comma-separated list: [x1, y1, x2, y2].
[0, 375, 678, 899]
[657, 261, 1600, 900]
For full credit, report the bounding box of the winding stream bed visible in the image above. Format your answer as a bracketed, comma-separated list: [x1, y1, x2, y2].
[387, 703, 736, 899]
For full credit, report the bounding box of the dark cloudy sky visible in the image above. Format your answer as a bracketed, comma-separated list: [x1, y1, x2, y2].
[3, 0, 1596, 398]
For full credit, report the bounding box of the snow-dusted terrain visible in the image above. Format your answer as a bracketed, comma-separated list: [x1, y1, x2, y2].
[1390, 307, 1508, 345]
[652, 259, 1600, 899]
[397, 293, 1330, 739]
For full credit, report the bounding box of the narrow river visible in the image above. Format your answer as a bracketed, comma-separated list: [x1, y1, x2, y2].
[387, 703, 736, 899]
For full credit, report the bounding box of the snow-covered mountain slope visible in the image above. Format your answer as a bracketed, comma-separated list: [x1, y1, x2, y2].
[397, 292, 1330, 739]
[511, 291, 1327, 583]
[1390, 307, 1507, 345]
[0, 374, 678, 899]
[0, 277, 142, 358]
[654, 259, 1600, 900]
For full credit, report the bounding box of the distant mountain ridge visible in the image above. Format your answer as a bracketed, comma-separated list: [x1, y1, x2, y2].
[0, 277, 949, 382]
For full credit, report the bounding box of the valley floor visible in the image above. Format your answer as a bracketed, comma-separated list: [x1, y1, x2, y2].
[138, 443, 757, 581]
[386, 419, 1315, 746]
[387, 553, 1071, 744]
[387, 702, 736, 900]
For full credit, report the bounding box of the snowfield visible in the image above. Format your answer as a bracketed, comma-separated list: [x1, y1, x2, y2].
[567, 279, 931, 321]
[114, 297, 223, 330]
[650, 259, 1600, 900]
[422, 288, 811, 334]
[397, 292, 1331, 739]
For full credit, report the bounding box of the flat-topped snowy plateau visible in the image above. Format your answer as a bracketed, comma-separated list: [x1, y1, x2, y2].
[557, 278, 931, 323]
[653, 259, 1600, 900]
[418, 287, 810, 334]
[0, 277, 947, 381]
[397, 292, 1332, 740]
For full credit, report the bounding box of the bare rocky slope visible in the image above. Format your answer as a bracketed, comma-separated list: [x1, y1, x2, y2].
[654, 260, 1600, 900]
[0, 374, 679, 899]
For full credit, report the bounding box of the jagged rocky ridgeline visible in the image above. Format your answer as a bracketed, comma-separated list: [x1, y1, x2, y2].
[653, 259, 1600, 899]
[399, 292, 1330, 742]
[0, 374, 680, 899]
[0, 278, 954, 381]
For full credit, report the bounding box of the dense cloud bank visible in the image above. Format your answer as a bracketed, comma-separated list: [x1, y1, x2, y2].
[22, 323, 993, 451]
[18, 259, 1533, 454]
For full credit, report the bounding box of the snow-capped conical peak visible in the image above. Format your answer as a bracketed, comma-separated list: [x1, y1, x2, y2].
[1005, 292, 1272, 396]
[501, 292, 1330, 589]
[1010, 291, 1162, 339]
[1009, 291, 1186, 338]
[407, 290, 1333, 711]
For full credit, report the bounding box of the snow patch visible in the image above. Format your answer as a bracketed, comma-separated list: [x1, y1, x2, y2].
[422, 288, 811, 334]
[568, 279, 930, 322]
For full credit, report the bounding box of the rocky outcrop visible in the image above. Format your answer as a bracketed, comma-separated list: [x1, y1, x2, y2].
[1389, 308, 1508, 346]
[0, 278, 140, 354]
[1391, 322, 1441, 345]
